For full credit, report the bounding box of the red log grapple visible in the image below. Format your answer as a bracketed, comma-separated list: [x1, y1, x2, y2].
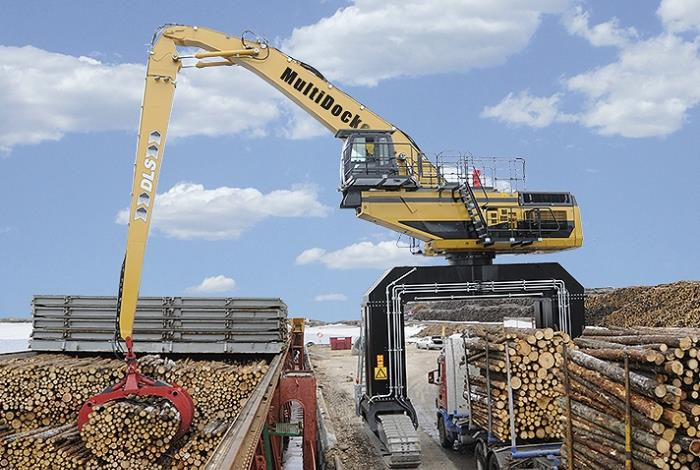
[77, 337, 195, 439]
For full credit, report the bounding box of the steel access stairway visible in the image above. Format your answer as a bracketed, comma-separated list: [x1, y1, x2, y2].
[458, 183, 494, 246]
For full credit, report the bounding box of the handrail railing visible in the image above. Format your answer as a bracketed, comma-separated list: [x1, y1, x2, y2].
[485, 207, 564, 239]
[433, 154, 527, 192]
[340, 145, 527, 192]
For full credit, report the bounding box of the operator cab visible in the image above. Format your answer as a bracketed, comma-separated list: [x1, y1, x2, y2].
[337, 130, 418, 201]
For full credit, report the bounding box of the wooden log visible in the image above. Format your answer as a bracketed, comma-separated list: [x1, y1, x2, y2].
[566, 360, 664, 420]
[562, 398, 661, 452]
[582, 335, 693, 350]
[569, 416, 659, 466]
[577, 346, 663, 364]
[569, 349, 681, 402]
[572, 427, 658, 470]
[567, 372, 664, 432]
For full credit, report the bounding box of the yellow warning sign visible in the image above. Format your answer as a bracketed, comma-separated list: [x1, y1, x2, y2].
[376, 354, 384, 367]
[374, 366, 388, 380]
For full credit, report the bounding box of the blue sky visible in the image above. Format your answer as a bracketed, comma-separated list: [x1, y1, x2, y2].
[1, 0, 699, 320]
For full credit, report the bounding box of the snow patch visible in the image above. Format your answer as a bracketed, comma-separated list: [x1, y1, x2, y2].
[304, 323, 424, 345]
[0, 322, 32, 353]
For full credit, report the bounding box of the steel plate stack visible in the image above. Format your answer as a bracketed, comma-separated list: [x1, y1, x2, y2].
[30, 295, 288, 354]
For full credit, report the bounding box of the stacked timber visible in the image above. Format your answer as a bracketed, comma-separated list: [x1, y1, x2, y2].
[560, 326, 700, 470]
[140, 356, 270, 469]
[586, 282, 700, 327]
[0, 355, 125, 433]
[80, 398, 180, 467]
[0, 423, 93, 469]
[462, 325, 573, 441]
[0, 354, 269, 469]
[171, 419, 230, 469]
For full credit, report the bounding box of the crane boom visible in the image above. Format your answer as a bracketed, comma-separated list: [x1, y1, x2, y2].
[120, 25, 432, 340]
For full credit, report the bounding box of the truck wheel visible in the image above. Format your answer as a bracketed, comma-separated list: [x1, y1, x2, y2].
[437, 417, 452, 448]
[474, 440, 488, 470]
[487, 454, 501, 470]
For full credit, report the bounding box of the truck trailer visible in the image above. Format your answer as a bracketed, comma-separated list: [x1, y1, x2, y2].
[429, 335, 562, 470]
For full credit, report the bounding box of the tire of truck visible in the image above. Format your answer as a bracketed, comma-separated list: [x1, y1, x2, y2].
[487, 453, 502, 470]
[437, 416, 452, 449]
[474, 440, 488, 470]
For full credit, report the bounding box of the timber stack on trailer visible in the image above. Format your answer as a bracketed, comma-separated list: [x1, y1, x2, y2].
[461, 325, 574, 468]
[560, 326, 700, 470]
[0, 295, 319, 470]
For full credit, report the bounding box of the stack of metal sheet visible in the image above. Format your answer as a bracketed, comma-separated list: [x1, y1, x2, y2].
[30, 295, 288, 354]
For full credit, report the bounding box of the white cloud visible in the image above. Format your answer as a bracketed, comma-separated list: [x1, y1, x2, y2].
[658, 0, 700, 32]
[186, 275, 236, 293]
[314, 293, 348, 302]
[481, 91, 575, 128]
[0, 46, 322, 153]
[283, 0, 567, 86]
[483, 3, 700, 138]
[296, 247, 327, 265]
[295, 240, 427, 270]
[170, 66, 281, 139]
[0, 47, 142, 153]
[563, 6, 637, 47]
[567, 34, 700, 137]
[2, 1, 570, 152]
[116, 182, 330, 240]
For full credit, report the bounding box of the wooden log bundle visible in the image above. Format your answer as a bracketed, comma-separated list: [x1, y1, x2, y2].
[462, 325, 573, 442]
[0, 423, 93, 469]
[171, 418, 230, 469]
[139, 356, 270, 469]
[80, 398, 180, 467]
[0, 354, 269, 469]
[0, 355, 126, 433]
[561, 326, 700, 470]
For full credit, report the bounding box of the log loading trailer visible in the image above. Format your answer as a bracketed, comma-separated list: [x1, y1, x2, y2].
[430, 334, 565, 470]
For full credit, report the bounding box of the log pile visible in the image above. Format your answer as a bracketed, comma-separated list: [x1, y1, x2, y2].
[0, 355, 125, 433]
[139, 356, 270, 469]
[585, 281, 700, 327]
[80, 398, 180, 467]
[410, 297, 536, 322]
[0, 354, 269, 469]
[0, 423, 93, 469]
[560, 326, 700, 470]
[462, 326, 573, 442]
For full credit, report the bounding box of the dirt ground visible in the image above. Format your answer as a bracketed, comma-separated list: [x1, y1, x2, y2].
[309, 345, 475, 470]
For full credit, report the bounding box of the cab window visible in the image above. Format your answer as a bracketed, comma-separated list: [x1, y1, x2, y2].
[351, 136, 391, 162]
[350, 137, 372, 162]
[375, 136, 391, 165]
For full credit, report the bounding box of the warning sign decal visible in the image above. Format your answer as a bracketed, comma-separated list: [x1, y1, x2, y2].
[374, 366, 388, 380]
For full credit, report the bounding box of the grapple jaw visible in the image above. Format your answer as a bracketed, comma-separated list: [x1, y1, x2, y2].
[77, 338, 194, 439]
